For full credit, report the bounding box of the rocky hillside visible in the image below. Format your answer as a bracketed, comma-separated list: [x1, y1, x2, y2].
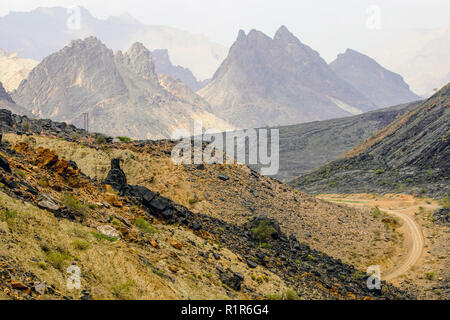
[290, 83, 450, 198]
[0, 108, 412, 300]
[199, 26, 376, 129]
[0, 49, 38, 92]
[0, 82, 31, 117]
[0, 6, 226, 81]
[12, 37, 232, 139]
[330, 49, 420, 108]
[251, 101, 415, 181]
[152, 49, 209, 92]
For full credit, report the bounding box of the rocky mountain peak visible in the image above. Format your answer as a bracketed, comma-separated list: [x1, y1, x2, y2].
[330, 48, 420, 108]
[119, 42, 159, 85]
[273, 25, 297, 43]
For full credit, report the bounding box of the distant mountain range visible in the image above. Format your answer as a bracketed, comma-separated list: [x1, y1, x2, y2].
[0, 49, 38, 91]
[330, 49, 420, 108]
[290, 83, 450, 197]
[11, 37, 233, 139]
[199, 26, 417, 129]
[0, 6, 226, 81]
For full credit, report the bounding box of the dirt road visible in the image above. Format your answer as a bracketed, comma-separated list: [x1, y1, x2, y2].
[317, 194, 433, 281]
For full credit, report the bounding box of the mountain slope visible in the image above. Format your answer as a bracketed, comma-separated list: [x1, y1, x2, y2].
[290, 83, 450, 197]
[152, 49, 209, 92]
[330, 49, 420, 108]
[199, 26, 376, 129]
[11, 37, 233, 139]
[0, 6, 227, 80]
[0, 109, 410, 300]
[0, 49, 38, 92]
[249, 101, 415, 181]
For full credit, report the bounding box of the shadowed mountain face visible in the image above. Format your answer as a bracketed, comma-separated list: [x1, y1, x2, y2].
[152, 49, 209, 92]
[11, 37, 233, 139]
[248, 102, 415, 181]
[290, 83, 450, 197]
[330, 49, 420, 108]
[0, 6, 227, 81]
[199, 26, 376, 129]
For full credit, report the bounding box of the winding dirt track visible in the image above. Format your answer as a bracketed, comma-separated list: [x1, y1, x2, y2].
[318, 195, 427, 282]
[382, 209, 424, 281]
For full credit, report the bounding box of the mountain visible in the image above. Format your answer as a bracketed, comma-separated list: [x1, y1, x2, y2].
[0, 49, 38, 92]
[248, 101, 415, 181]
[289, 83, 450, 198]
[199, 26, 376, 129]
[0, 6, 227, 80]
[368, 24, 450, 96]
[330, 49, 420, 108]
[11, 37, 233, 139]
[152, 49, 209, 92]
[0, 108, 411, 300]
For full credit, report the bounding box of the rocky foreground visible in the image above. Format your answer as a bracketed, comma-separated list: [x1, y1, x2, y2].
[0, 109, 412, 300]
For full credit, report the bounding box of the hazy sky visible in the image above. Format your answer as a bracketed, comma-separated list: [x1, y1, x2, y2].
[1, 0, 449, 61]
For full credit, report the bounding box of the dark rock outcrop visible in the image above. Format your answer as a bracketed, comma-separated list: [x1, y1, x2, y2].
[103, 159, 127, 191]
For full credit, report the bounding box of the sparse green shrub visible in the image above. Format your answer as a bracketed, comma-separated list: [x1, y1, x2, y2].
[62, 193, 89, 217]
[306, 254, 314, 261]
[133, 217, 158, 234]
[0, 209, 18, 221]
[283, 289, 298, 300]
[15, 170, 26, 178]
[95, 136, 107, 145]
[72, 240, 90, 250]
[111, 281, 134, 299]
[188, 198, 199, 204]
[251, 220, 276, 243]
[260, 242, 272, 249]
[117, 136, 132, 142]
[91, 232, 117, 242]
[38, 261, 47, 270]
[424, 271, 435, 280]
[375, 169, 384, 175]
[45, 251, 72, 270]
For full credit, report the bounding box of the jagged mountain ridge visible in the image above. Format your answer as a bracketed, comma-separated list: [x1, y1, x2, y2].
[199, 26, 377, 129]
[11, 37, 233, 139]
[289, 83, 450, 197]
[0, 6, 227, 81]
[330, 49, 420, 108]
